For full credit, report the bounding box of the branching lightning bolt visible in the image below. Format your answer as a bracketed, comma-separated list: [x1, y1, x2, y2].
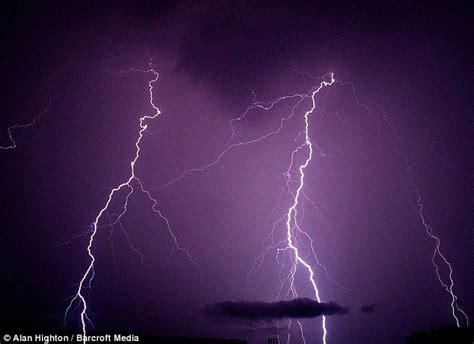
[156, 74, 336, 343]
[340, 80, 469, 327]
[278, 75, 335, 344]
[151, 67, 469, 341]
[9, 60, 464, 343]
[405, 158, 469, 327]
[64, 68, 200, 341]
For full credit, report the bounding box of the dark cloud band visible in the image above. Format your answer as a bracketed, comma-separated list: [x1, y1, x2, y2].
[203, 298, 348, 321]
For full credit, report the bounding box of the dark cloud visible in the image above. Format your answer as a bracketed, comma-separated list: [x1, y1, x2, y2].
[359, 303, 377, 314]
[203, 298, 348, 322]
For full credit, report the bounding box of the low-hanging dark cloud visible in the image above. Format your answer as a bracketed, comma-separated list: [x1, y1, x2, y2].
[203, 298, 348, 322]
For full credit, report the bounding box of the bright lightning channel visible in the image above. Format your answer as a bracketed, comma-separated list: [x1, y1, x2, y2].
[158, 74, 336, 344]
[280, 74, 335, 344]
[65, 68, 199, 342]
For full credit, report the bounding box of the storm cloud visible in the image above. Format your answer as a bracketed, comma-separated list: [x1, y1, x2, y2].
[203, 298, 348, 322]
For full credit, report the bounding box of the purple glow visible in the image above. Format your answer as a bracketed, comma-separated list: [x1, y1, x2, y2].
[1, 3, 472, 344]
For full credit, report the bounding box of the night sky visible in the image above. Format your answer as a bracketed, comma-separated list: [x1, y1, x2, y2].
[1, 2, 473, 344]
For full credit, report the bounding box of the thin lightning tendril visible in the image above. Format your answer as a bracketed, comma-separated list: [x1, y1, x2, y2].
[1, 80, 53, 150]
[156, 93, 308, 190]
[339, 80, 469, 327]
[405, 159, 469, 327]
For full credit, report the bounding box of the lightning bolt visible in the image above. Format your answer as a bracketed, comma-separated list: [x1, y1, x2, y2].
[405, 159, 469, 327]
[244, 77, 338, 344]
[24, 61, 465, 343]
[64, 67, 200, 342]
[339, 80, 470, 327]
[157, 73, 336, 343]
[278, 75, 335, 344]
[153, 66, 469, 342]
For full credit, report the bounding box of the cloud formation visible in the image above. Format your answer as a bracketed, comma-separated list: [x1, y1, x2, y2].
[203, 298, 348, 322]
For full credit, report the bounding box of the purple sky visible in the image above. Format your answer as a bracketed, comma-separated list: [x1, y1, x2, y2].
[1, 2, 472, 344]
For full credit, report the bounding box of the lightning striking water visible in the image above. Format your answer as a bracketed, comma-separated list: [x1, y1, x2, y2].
[64, 68, 199, 342]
